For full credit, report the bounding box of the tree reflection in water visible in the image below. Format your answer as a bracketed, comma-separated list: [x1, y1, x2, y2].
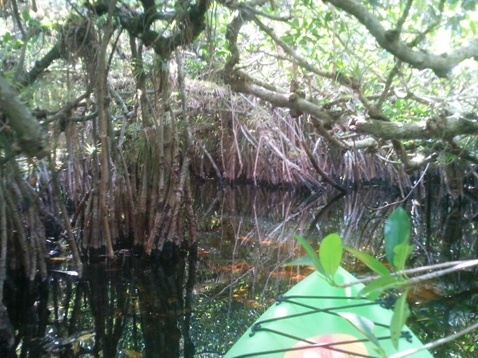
[5, 242, 196, 358]
[4, 183, 478, 357]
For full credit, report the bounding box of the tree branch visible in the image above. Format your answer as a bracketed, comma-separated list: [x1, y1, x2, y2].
[228, 70, 337, 125]
[354, 115, 478, 140]
[19, 43, 63, 88]
[0, 74, 48, 158]
[326, 0, 478, 77]
[141, 0, 211, 58]
[86, 0, 211, 59]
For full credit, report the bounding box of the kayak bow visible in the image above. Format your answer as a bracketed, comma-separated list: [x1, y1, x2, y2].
[225, 267, 433, 358]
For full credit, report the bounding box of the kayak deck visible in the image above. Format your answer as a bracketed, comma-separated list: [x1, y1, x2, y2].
[225, 268, 433, 358]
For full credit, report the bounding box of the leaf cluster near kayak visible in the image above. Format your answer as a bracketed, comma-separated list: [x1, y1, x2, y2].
[224, 267, 433, 358]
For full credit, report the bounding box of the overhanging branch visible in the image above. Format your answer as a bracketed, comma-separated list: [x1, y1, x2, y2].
[0, 75, 48, 158]
[354, 116, 478, 140]
[228, 70, 336, 125]
[326, 0, 478, 77]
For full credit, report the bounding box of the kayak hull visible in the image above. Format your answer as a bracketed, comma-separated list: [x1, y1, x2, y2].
[225, 267, 433, 358]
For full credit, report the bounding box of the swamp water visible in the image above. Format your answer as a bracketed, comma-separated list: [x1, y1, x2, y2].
[7, 181, 478, 357]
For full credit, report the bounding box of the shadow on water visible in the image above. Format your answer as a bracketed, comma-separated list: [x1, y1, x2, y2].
[4, 244, 196, 358]
[4, 181, 478, 357]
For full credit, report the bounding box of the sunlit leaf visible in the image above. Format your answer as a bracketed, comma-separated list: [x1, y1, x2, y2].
[293, 235, 328, 280]
[319, 233, 342, 276]
[50, 269, 79, 276]
[290, 17, 300, 29]
[283, 254, 315, 267]
[384, 208, 410, 269]
[390, 290, 411, 349]
[393, 243, 413, 271]
[344, 246, 390, 276]
[470, 20, 477, 35]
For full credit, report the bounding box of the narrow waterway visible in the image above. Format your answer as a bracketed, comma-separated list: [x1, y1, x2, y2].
[190, 181, 478, 358]
[6, 180, 478, 357]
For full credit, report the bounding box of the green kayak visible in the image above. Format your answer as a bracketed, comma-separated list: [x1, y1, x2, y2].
[225, 267, 433, 358]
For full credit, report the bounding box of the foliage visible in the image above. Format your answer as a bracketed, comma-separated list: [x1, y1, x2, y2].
[384, 208, 412, 270]
[218, 0, 478, 175]
[2, 0, 478, 356]
[288, 207, 418, 354]
[2, 0, 478, 191]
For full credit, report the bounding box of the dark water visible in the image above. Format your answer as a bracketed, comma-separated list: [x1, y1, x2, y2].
[6, 181, 478, 357]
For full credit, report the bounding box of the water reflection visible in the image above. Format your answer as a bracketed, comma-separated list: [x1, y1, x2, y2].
[5, 246, 196, 358]
[5, 183, 478, 357]
[182, 182, 478, 357]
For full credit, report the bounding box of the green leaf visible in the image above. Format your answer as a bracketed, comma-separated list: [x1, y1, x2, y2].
[390, 290, 411, 349]
[344, 246, 390, 276]
[384, 208, 410, 269]
[293, 235, 328, 279]
[283, 254, 314, 267]
[324, 11, 333, 22]
[290, 18, 300, 29]
[22, 10, 31, 22]
[393, 244, 413, 271]
[337, 312, 383, 352]
[359, 275, 401, 299]
[3, 32, 11, 42]
[319, 233, 342, 276]
[470, 20, 477, 35]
